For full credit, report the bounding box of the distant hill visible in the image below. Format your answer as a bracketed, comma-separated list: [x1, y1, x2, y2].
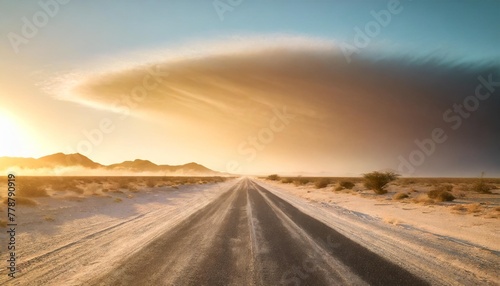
[0, 153, 222, 176]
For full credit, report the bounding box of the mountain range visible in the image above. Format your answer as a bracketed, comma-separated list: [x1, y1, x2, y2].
[0, 153, 221, 176]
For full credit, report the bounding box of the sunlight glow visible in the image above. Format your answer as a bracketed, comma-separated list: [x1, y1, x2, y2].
[0, 109, 36, 157]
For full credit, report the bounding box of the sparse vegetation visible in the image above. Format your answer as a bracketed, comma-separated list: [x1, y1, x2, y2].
[293, 177, 311, 186]
[18, 183, 49, 197]
[471, 180, 494, 194]
[428, 188, 455, 202]
[315, 178, 330, 189]
[393, 192, 409, 200]
[267, 174, 281, 181]
[339, 181, 355, 189]
[363, 171, 400, 194]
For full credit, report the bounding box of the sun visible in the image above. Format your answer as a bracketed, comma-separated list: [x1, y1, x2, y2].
[0, 110, 35, 157]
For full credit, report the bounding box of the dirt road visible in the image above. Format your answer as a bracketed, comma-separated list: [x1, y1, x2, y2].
[91, 178, 427, 285]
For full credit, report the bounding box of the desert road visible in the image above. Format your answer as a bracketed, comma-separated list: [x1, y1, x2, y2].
[91, 178, 428, 286]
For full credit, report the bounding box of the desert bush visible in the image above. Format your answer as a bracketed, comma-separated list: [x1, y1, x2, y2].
[412, 194, 434, 205]
[315, 178, 330, 189]
[294, 177, 310, 186]
[114, 198, 123, 203]
[18, 183, 49, 197]
[334, 185, 344, 192]
[466, 203, 482, 214]
[339, 181, 355, 189]
[451, 204, 467, 212]
[428, 189, 455, 202]
[363, 171, 400, 194]
[281, 178, 293, 184]
[393, 192, 409, 200]
[471, 180, 493, 194]
[434, 184, 453, 193]
[267, 174, 281, 181]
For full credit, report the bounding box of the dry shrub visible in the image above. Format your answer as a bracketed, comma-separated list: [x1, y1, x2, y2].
[18, 184, 49, 197]
[334, 185, 344, 192]
[146, 180, 156, 188]
[315, 178, 330, 189]
[281, 178, 293, 184]
[451, 204, 467, 212]
[472, 181, 494, 194]
[466, 203, 482, 214]
[114, 198, 123, 203]
[412, 194, 434, 205]
[339, 181, 355, 189]
[363, 171, 399, 194]
[294, 177, 311, 186]
[44, 215, 55, 222]
[393, 192, 409, 200]
[428, 186, 455, 202]
[267, 174, 281, 181]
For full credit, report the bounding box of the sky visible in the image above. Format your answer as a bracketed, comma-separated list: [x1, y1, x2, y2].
[0, 0, 499, 177]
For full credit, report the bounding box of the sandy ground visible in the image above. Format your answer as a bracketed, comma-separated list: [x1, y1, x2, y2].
[0, 177, 498, 285]
[0, 179, 237, 285]
[256, 178, 500, 285]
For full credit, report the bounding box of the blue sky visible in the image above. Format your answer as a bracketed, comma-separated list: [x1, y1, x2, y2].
[0, 1, 499, 176]
[2, 0, 499, 66]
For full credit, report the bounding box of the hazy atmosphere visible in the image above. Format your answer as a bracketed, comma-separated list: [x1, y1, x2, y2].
[1, 1, 499, 176]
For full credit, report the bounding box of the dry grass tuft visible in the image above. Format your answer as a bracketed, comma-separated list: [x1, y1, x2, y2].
[451, 204, 467, 212]
[44, 215, 55, 222]
[428, 186, 455, 202]
[412, 194, 434, 205]
[466, 203, 482, 214]
[114, 198, 123, 203]
[393, 192, 409, 200]
[384, 217, 400, 225]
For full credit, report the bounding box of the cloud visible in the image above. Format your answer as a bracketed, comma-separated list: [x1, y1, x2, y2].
[44, 36, 500, 176]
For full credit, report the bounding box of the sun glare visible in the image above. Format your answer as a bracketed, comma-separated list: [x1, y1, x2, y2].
[0, 110, 35, 157]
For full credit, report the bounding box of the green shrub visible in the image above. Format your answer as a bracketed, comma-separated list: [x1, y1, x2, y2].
[363, 171, 400, 194]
